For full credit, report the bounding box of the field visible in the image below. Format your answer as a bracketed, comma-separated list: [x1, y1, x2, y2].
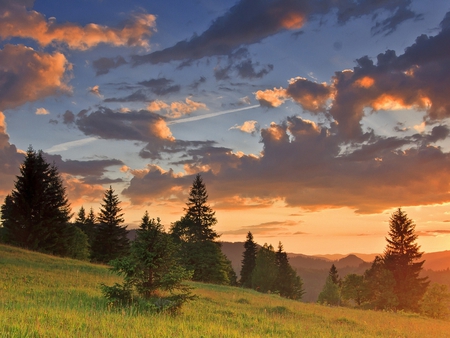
[0, 244, 449, 337]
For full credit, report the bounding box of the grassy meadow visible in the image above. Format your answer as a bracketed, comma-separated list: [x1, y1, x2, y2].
[1, 244, 449, 337]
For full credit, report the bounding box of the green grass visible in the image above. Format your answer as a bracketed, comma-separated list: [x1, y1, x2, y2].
[1, 244, 449, 337]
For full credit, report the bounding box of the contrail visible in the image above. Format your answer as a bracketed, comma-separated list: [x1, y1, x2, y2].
[167, 104, 260, 125]
[46, 137, 97, 153]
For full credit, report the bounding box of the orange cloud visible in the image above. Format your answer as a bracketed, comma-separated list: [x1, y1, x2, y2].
[148, 97, 208, 118]
[0, 5, 156, 50]
[229, 120, 259, 134]
[149, 119, 175, 141]
[62, 175, 105, 207]
[35, 108, 50, 115]
[255, 87, 287, 107]
[0, 44, 71, 111]
[354, 76, 375, 88]
[280, 13, 305, 29]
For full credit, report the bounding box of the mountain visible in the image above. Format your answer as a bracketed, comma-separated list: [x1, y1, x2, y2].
[422, 251, 450, 271]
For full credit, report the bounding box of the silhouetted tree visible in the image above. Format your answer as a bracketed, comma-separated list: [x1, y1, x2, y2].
[171, 174, 231, 284]
[74, 206, 96, 247]
[274, 242, 304, 300]
[341, 273, 367, 306]
[252, 243, 278, 293]
[364, 256, 398, 310]
[1, 147, 74, 256]
[382, 208, 429, 311]
[91, 186, 129, 263]
[240, 231, 257, 287]
[329, 264, 340, 285]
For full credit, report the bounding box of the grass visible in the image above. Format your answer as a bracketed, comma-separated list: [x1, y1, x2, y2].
[1, 244, 449, 337]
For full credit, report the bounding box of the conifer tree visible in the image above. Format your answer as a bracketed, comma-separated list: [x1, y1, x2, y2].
[1, 147, 73, 255]
[329, 264, 340, 285]
[240, 231, 257, 287]
[251, 243, 278, 293]
[382, 208, 429, 311]
[318, 276, 340, 306]
[91, 186, 129, 263]
[74, 206, 96, 247]
[171, 174, 231, 285]
[274, 242, 305, 300]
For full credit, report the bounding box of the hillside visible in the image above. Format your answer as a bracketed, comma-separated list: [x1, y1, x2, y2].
[1, 244, 449, 337]
[220, 241, 450, 302]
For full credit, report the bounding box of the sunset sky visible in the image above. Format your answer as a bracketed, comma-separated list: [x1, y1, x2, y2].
[1, 0, 450, 255]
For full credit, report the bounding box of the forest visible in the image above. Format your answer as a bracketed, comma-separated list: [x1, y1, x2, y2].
[0, 147, 449, 318]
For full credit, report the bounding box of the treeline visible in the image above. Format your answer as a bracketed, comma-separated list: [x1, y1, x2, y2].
[317, 208, 450, 319]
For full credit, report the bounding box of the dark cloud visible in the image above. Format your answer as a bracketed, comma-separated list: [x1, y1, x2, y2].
[138, 78, 181, 96]
[189, 76, 206, 90]
[235, 60, 274, 79]
[63, 110, 75, 125]
[92, 56, 127, 76]
[103, 90, 150, 103]
[123, 114, 450, 214]
[132, 0, 419, 66]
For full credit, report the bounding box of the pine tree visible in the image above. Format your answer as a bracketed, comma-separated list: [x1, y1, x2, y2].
[274, 242, 304, 300]
[240, 231, 257, 287]
[101, 211, 194, 313]
[91, 186, 129, 263]
[251, 243, 278, 293]
[172, 174, 218, 242]
[74, 206, 96, 247]
[1, 147, 73, 255]
[329, 264, 340, 285]
[318, 276, 340, 306]
[171, 174, 231, 285]
[382, 208, 429, 311]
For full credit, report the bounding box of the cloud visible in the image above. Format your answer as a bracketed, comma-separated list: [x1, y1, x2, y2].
[220, 220, 300, 236]
[229, 120, 259, 134]
[88, 85, 102, 98]
[0, 3, 156, 50]
[92, 56, 127, 76]
[0, 44, 71, 111]
[45, 137, 98, 153]
[138, 78, 181, 96]
[147, 98, 207, 119]
[104, 90, 149, 103]
[132, 0, 419, 66]
[75, 107, 174, 142]
[35, 107, 50, 115]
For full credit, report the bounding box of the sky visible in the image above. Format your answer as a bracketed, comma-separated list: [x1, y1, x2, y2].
[1, 0, 450, 255]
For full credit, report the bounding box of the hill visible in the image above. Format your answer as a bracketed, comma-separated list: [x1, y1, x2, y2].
[0, 244, 448, 337]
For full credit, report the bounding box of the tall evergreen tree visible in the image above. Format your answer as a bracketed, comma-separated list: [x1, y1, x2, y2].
[382, 208, 429, 311]
[171, 174, 231, 285]
[251, 244, 278, 293]
[1, 147, 73, 255]
[74, 206, 96, 247]
[91, 186, 129, 263]
[274, 242, 304, 300]
[328, 264, 340, 285]
[240, 231, 257, 287]
[172, 174, 218, 242]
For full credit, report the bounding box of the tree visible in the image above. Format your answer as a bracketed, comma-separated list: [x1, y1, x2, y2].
[382, 208, 429, 311]
[318, 276, 340, 306]
[364, 256, 398, 310]
[420, 283, 450, 319]
[341, 274, 367, 306]
[329, 264, 340, 285]
[172, 174, 218, 242]
[1, 147, 73, 256]
[101, 211, 194, 314]
[74, 206, 96, 247]
[251, 244, 278, 293]
[91, 186, 129, 263]
[273, 242, 304, 300]
[240, 231, 257, 288]
[171, 174, 232, 285]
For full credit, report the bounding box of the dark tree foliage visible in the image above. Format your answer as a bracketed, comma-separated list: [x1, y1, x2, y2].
[171, 174, 232, 285]
[341, 274, 367, 306]
[329, 264, 340, 285]
[364, 256, 398, 310]
[251, 244, 278, 293]
[240, 231, 257, 288]
[74, 206, 96, 247]
[274, 242, 305, 300]
[172, 174, 218, 242]
[101, 211, 194, 314]
[91, 186, 129, 263]
[318, 276, 340, 306]
[1, 147, 74, 256]
[382, 208, 429, 311]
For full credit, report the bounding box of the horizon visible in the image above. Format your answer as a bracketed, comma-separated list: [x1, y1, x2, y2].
[1, 0, 450, 256]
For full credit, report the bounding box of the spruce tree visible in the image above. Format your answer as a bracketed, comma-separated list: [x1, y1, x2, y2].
[382, 208, 429, 311]
[74, 206, 96, 247]
[240, 231, 257, 287]
[171, 174, 231, 284]
[91, 186, 129, 263]
[251, 244, 278, 293]
[329, 264, 340, 285]
[274, 242, 305, 300]
[1, 147, 73, 255]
